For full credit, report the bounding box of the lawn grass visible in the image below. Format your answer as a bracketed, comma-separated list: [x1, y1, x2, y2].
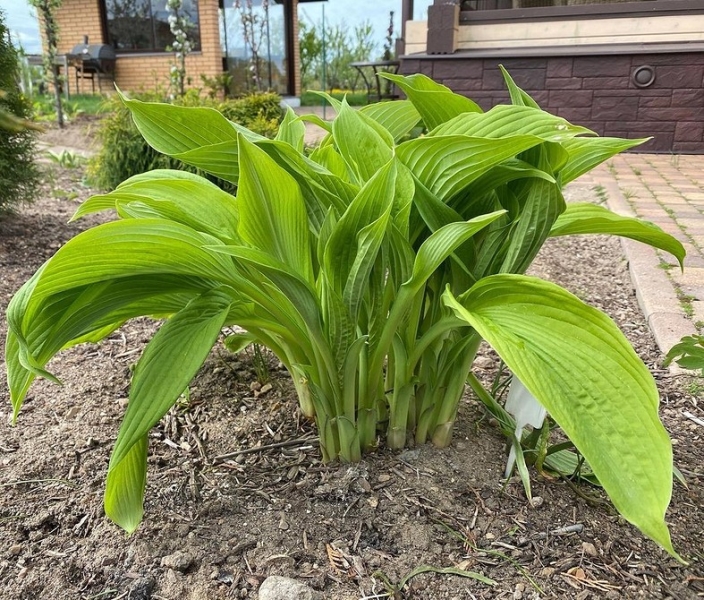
[33, 93, 111, 121]
[300, 90, 368, 107]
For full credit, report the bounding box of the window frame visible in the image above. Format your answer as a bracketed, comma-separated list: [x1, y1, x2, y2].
[459, 0, 704, 25]
[99, 0, 202, 54]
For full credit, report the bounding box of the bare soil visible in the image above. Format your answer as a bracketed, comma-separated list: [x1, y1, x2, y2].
[0, 122, 702, 600]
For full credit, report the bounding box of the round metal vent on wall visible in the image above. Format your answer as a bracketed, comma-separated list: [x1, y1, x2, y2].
[633, 65, 656, 88]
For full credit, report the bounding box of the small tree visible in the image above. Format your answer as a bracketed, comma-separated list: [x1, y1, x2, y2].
[29, 0, 64, 128]
[381, 11, 395, 97]
[166, 0, 194, 98]
[298, 19, 322, 89]
[234, 0, 269, 92]
[0, 9, 40, 211]
[322, 21, 374, 92]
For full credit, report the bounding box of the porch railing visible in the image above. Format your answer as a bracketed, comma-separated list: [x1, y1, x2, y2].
[459, 0, 704, 23]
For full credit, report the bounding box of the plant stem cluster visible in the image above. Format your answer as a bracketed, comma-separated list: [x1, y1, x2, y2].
[29, 0, 64, 127]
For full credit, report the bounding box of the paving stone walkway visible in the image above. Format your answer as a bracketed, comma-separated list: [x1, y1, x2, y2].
[576, 154, 704, 355]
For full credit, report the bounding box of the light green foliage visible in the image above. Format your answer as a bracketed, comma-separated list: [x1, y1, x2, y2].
[298, 20, 323, 90]
[47, 149, 84, 169]
[298, 17, 375, 91]
[6, 70, 685, 560]
[88, 90, 282, 191]
[0, 9, 40, 211]
[29, 0, 65, 128]
[665, 335, 704, 375]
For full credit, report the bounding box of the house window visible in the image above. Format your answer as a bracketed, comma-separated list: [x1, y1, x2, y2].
[103, 0, 201, 52]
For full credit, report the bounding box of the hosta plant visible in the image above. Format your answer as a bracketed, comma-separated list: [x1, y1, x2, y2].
[6, 70, 685, 560]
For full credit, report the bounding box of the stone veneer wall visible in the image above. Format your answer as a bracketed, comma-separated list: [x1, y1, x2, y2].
[400, 52, 704, 153]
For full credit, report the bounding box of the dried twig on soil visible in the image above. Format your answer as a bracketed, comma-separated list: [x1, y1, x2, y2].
[683, 411, 704, 427]
[0, 478, 76, 488]
[212, 435, 318, 463]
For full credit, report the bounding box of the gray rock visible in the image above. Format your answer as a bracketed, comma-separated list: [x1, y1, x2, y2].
[160, 550, 194, 572]
[128, 576, 155, 600]
[258, 576, 315, 600]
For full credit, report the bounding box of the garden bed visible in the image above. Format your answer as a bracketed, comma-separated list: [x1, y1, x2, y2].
[0, 123, 702, 599]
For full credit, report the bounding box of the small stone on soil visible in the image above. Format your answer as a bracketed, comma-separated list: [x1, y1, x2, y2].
[64, 406, 80, 419]
[160, 550, 194, 572]
[258, 576, 315, 600]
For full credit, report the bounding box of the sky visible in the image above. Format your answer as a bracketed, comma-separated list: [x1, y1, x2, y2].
[0, 0, 432, 56]
[1, 0, 41, 53]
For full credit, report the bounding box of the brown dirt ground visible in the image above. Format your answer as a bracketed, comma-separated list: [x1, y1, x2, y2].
[0, 122, 702, 600]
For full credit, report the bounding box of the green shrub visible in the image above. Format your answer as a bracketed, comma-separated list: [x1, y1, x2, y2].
[7, 71, 684, 562]
[218, 91, 282, 129]
[0, 9, 39, 212]
[88, 91, 283, 191]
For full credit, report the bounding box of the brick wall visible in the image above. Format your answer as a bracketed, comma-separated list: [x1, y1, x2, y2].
[47, 0, 303, 96]
[400, 52, 704, 153]
[49, 0, 222, 94]
[113, 0, 222, 94]
[52, 0, 103, 53]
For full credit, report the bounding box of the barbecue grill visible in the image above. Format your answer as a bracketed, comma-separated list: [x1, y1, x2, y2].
[67, 36, 116, 94]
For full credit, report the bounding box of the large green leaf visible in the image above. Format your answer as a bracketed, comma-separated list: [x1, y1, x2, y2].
[5, 328, 38, 420]
[170, 142, 241, 183]
[500, 176, 566, 275]
[332, 100, 393, 183]
[405, 212, 506, 292]
[454, 160, 555, 214]
[29, 220, 236, 299]
[380, 73, 482, 130]
[308, 145, 351, 182]
[276, 106, 306, 153]
[431, 105, 593, 141]
[120, 92, 240, 153]
[411, 179, 477, 279]
[74, 169, 239, 243]
[560, 137, 646, 184]
[106, 290, 231, 531]
[344, 210, 392, 323]
[360, 100, 422, 141]
[396, 135, 544, 201]
[256, 139, 356, 228]
[237, 135, 313, 281]
[104, 435, 147, 535]
[550, 203, 686, 268]
[499, 65, 541, 109]
[210, 245, 322, 336]
[324, 161, 396, 297]
[120, 94, 263, 183]
[444, 275, 677, 558]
